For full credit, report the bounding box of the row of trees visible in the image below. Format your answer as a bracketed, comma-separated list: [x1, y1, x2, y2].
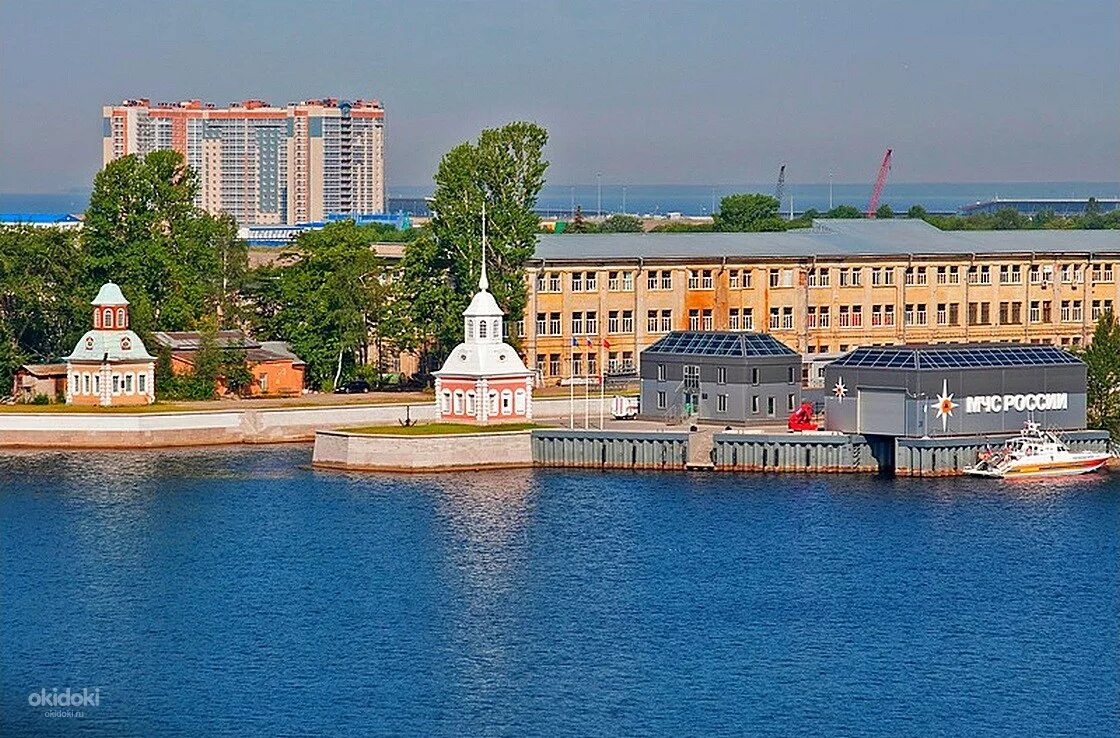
[1, 121, 551, 396]
[0, 151, 248, 396]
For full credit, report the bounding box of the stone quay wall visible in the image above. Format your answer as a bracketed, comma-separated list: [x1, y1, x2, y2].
[312, 430, 534, 472]
[0, 396, 609, 449]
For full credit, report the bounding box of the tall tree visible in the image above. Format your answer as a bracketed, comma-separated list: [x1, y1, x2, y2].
[0, 226, 89, 390]
[875, 204, 894, 219]
[713, 193, 784, 232]
[83, 150, 246, 333]
[247, 221, 395, 389]
[1081, 310, 1120, 440]
[400, 122, 548, 367]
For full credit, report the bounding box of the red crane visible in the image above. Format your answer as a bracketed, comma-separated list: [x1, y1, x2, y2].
[866, 148, 892, 217]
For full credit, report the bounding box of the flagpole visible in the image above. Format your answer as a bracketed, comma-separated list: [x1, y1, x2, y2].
[599, 342, 605, 428]
[569, 338, 574, 429]
[583, 343, 590, 429]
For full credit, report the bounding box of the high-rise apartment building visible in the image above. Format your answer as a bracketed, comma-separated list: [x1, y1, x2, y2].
[102, 98, 385, 225]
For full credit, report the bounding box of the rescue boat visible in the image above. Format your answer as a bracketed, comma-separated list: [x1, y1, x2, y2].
[965, 421, 1112, 479]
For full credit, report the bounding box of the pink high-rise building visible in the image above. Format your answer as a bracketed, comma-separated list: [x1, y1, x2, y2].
[102, 98, 385, 225]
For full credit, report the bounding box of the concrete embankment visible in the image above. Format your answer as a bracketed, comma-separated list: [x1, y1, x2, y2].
[313, 429, 534, 472]
[0, 396, 608, 449]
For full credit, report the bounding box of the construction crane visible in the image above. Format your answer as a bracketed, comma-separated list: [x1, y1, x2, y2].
[774, 164, 786, 210]
[866, 148, 892, 217]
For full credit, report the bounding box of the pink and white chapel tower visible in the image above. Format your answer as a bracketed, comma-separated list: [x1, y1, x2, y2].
[433, 227, 533, 424]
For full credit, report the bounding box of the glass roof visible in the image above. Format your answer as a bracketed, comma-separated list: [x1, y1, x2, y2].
[644, 331, 796, 357]
[831, 344, 1082, 370]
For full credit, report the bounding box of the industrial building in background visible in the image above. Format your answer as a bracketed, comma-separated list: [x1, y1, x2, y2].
[102, 98, 385, 225]
[524, 219, 1120, 386]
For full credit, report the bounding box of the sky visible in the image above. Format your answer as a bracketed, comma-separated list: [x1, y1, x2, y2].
[1, 0, 1117, 193]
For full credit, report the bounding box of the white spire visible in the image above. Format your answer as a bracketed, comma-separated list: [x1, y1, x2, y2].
[479, 201, 489, 291]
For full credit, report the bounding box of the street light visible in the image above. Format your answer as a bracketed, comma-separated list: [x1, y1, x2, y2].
[596, 172, 602, 218]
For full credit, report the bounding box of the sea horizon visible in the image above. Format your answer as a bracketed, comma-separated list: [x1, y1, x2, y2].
[3, 180, 1119, 217]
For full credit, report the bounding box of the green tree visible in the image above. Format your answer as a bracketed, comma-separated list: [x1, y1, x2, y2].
[907, 204, 928, 219]
[599, 213, 644, 232]
[400, 121, 549, 369]
[713, 193, 784, 232]
[247, 221, 395, 389]
[648, 221, 715, 233]
[1033, 208, 1056, 227]
[565, 205, 600, 233]
[991, 207, 1027, 230]
[0, 226, 89, 391]
[875, 204, 894, 219]
[83, 150, 247, 334]
[823, 205, 864, 219]
[1081, 310, 1120, 440]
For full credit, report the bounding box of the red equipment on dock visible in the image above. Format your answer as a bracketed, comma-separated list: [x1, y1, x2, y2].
[788, 402, 817, 431]
[866, 148, 892, 217]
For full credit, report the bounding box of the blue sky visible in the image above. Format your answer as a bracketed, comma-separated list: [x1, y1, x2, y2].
[1, 0, 1116, 192]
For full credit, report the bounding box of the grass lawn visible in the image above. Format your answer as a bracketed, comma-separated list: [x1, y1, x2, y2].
[343, 422, 549, 436]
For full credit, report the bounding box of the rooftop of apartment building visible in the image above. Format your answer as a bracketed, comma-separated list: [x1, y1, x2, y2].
[531, 219, 1120, 264]
[114, 97, 382, 111]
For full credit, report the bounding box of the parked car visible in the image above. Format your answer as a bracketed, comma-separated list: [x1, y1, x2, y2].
[334, 379, 372, 394]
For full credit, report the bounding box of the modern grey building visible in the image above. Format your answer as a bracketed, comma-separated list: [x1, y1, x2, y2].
[823, 344, 1087, 437]
[639, 331, 802, 424]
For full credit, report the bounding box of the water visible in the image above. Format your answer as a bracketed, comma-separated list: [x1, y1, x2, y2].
[5, 182, 1119, 218]
[392, 182, 1120, 217]
[2, 446, 1118, 737]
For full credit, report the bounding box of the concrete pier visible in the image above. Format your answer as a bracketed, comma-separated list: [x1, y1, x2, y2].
[532, 428, 689, 470]
[713, 431, 886, 474]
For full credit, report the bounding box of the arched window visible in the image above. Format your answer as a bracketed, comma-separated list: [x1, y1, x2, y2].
[124, 373, 134, 394]
[489, 391, 499, 415]
[515, 388, 527, 414]
[467, 320, 474, 339]
[478, 320, 488, 339]
[138, 373, 147, 394]
[111, 373, 121, 394]
[116, 308, 126, 328]
[465, 391, 475, 416]
[83, 373, 91, 395]
[103, 308, 114, 329]
[501, 389, 513, 414]
[72, 374, 80, 394]
[93, 374, 100, 394]
[441, 390, 452, 414]
[493, 320, 501, 338]
[93, 310, 100, 328]
[453, 390, 464, 415]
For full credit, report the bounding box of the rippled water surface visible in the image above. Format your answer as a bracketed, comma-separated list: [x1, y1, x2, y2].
[2, 446, 1118, 737]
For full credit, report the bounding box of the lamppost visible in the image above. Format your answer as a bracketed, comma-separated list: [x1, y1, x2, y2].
[596, 172, 602, 218]
[828, 171, 834, 210]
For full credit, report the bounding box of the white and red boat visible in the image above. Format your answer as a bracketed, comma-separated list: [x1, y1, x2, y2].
[965, 422, 1113, 479]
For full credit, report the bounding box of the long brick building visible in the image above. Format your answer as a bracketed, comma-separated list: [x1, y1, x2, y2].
[102, 97, 385, 225]
[520, 219, 1120, 385]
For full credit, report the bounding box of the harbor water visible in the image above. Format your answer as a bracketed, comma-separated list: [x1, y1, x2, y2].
[2, 446, 1117, 736]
